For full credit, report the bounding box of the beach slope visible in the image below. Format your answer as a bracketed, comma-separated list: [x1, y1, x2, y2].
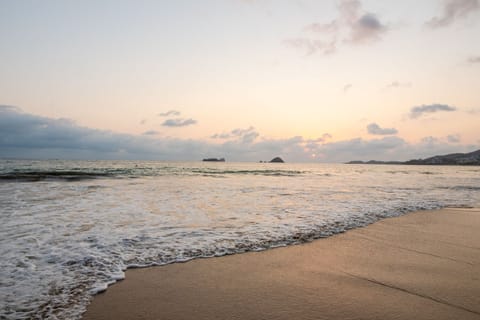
[83, 208, 480, 320]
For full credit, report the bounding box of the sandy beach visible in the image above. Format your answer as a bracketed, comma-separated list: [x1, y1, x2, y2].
[83, 208, 480, 320]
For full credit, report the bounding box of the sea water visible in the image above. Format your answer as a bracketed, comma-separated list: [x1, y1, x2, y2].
[0, 160, 479, 319]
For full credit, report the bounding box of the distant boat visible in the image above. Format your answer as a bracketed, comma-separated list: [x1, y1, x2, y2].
[202, 158, 225, 162]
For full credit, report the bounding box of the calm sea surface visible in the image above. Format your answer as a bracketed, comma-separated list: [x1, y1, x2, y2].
[1, 160, 479, 319]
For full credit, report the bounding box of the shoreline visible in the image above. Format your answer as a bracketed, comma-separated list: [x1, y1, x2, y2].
[83, 208, 480, 320]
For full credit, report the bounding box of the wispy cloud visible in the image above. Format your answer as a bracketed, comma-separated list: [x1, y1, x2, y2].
[466, 108, 480, 114]
[158, 110, 181, 117]
[384, 81, 412, 89]
[426, 0, 479, 28]
[467, 55, 480, 63]
[342, 83, 353, 93]
[367, 123, 398, 135]
[306, 20, 339, 34]
[306, 133, 332, 144]
[211, 126, 259, 143]
[142, 130, 160, 136]
[288, 0, 389, 55]
[283, 38, 336, 56]
[409, 103, 457, 119]
[162, 118, 197, 127]
[157, 110, 197, 128]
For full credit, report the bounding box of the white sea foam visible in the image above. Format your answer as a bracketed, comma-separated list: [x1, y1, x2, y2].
[0, 161, 479, 319]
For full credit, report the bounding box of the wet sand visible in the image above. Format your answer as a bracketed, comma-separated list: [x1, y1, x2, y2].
[83, 208, 480, 320]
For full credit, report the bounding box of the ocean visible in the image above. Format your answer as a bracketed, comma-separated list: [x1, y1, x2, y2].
[1, 160, 479, 319]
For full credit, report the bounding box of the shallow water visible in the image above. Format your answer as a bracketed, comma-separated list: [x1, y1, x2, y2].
[1, 160, 479, 319]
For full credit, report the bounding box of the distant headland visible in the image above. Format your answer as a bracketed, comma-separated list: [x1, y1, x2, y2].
[347, 149, 480, 166]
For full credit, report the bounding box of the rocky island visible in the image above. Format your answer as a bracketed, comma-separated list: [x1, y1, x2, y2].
[259, 157, 285, 163]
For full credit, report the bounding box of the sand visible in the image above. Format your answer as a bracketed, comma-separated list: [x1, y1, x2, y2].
[82, 208, 480, 320]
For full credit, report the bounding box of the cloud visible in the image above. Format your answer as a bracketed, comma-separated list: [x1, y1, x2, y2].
[283, 38, 336, 56]
[467, 55, 480, 63]
[157, 110, 197, 128]
[317, 135, 478, 162]
[142, 130, 160, 136]
[367, 123, 398, 135]
[384, 81, 412, 89]
[235, 130, 259, 144]
[0, 105, 20, 113]
[466, 108, 480, 114]
[447, 134, 461, 143]
[426, 0, 479, 28]
[303, 134, 333, 156]
[158, 110, 181, 117]
[338, 0, 361, 20]
[409, 103, 457, 119]
[348, 12, 388, 44]
[290, 0, 389, 55]
[210, 132, 231, 140]
[337, 0, 388, 44]
[0, 106, 215, 160]
[232, 127, 257, 136]
[313, 136, 408, 162]
[306, 20, 339, 34]
[322, 133, 333, 140]
[161, 118, 197, 127]
[342, 83, 353, 93]
[211, 126, 259, 143]
[1, 106, 476, 163]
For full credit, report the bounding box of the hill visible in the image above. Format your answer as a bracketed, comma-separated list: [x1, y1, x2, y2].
[404, 149, 480, 165]
[347, 149, 480, 165]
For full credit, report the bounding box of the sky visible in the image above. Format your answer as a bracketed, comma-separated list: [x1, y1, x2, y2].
[1, 0, 479, 162]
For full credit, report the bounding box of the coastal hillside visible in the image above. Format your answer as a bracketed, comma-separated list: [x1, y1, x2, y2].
[348, 149, 480, 165]
[405, 149, 480, 165]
